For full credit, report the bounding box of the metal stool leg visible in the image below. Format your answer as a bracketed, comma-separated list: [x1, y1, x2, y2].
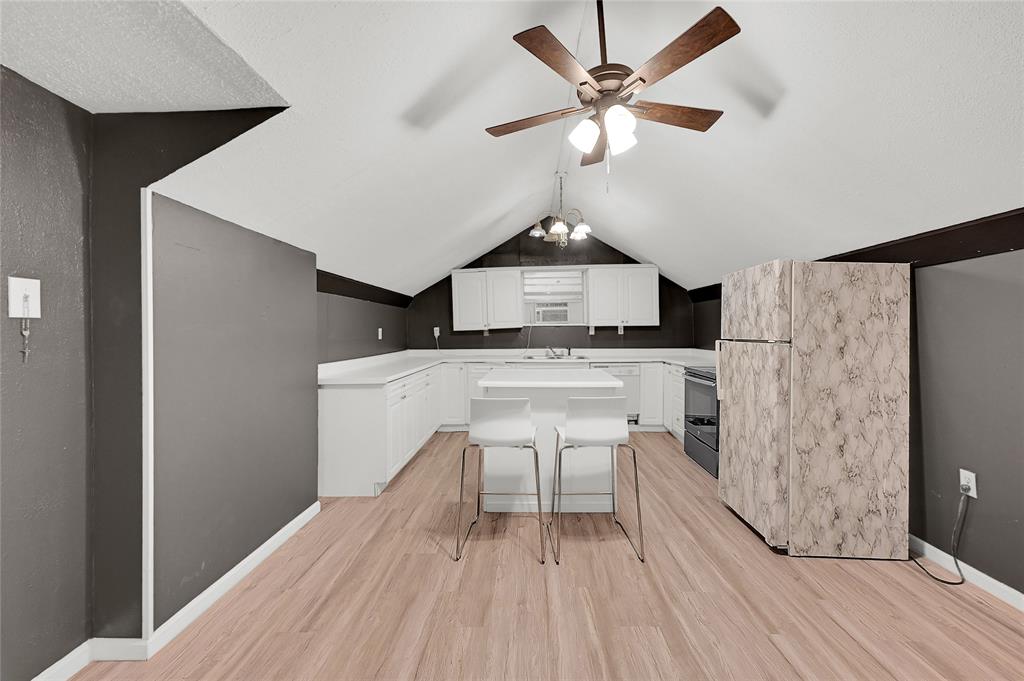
[529, 445, 546, 565]
[453, 445, 480, 561]
[611, 443, 645, 562]
[547, 443, 569, 564]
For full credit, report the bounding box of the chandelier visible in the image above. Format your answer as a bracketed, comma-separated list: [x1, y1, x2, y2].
[529, 174, 591, 248]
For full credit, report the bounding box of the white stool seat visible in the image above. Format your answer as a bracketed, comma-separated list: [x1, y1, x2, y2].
[549, 396, 644, 563]
[454, 398, 545, 564]
[557, 396, 630, 447]
[468, 398, 535, 447]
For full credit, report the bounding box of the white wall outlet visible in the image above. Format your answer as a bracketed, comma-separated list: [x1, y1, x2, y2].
[433, 326, 440, 339]
[7, 276, 41, 318]
[588, 325, 595, 336]
[617, 324, 624, 335]
[377, 327, 383, 340]
[959, 469, 978, 498]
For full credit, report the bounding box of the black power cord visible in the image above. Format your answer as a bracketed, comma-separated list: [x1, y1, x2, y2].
[911, 487, 970, 585]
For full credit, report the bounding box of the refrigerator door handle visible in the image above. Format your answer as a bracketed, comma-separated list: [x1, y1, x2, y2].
[715, 340, 725, 401]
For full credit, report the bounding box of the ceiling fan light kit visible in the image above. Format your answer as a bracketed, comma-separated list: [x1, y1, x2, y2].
[569, 116, 601, 154]
[486, 2, 740, 167]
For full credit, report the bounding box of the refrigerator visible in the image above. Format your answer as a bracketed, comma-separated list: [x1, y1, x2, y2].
[715, 259, 910, 559]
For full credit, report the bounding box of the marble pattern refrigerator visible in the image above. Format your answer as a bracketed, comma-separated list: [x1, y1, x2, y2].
[716, 259, 910, 559]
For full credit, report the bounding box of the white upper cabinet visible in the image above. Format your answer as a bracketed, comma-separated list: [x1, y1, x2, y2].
[485, 269, 524, 329]
[622, 266, 660, 326]
[452, 264, 658, 329]
[586, 265, 660, 326]
[586, 267, 623, 326]
[451, 270, 487, 331]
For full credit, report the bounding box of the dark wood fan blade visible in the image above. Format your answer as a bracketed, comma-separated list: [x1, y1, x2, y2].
[621, 7, 739, 95]
[486, 106, 591, 137]
[631, 101, 724, 131]
[514, 26, 603, 97]
[581, 125, 607, 166]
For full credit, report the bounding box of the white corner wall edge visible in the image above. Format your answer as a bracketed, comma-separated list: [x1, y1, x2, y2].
[909, 535, 1024, 611]
[31, 500, 321, 681]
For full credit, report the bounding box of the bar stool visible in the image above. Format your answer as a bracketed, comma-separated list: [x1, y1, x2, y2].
[549, 396, 645, 563]
[452, 398, 545, 564]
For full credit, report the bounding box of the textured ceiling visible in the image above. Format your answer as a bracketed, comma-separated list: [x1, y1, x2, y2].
[0, 0, 285, 112]
[155, 0, 1024, 294]
[6, 1, 1022, 294]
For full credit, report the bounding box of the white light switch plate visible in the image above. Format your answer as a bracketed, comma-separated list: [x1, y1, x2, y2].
[8, 276, 41, 318]
[959, 469, 977, 498]
[377, 328, 383, 340]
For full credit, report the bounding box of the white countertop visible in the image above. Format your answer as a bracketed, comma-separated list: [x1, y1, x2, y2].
[318, 348, 716, 386]
[478, 368, 622, 389]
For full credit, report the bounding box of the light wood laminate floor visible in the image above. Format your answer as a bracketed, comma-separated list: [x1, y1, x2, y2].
[75, 432, 1023, 680]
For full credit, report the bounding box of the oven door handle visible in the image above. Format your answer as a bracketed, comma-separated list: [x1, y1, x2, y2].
[685, 375, 716, 387]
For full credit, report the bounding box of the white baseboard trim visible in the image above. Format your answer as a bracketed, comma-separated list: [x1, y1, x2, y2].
[90, 637, 149, 661]
[31, 641, 91, 681]
[148, 500, 321, 655]
[909, 534, 1023, 611]
[31, 501, 321, 681]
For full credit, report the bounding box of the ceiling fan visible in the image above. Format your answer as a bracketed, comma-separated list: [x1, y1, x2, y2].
[485, 1, 740, 166]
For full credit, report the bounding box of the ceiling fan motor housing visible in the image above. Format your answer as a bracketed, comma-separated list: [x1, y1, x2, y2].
[578, 63, 635, 106]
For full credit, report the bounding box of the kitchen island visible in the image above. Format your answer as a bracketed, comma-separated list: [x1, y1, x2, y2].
[478, 368, 623, 513]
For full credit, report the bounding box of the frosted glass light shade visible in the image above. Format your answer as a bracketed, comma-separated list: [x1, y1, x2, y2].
[568, 118, 601, 154]
[604, 104, 638, 156]
[608, 130, 637, 156]
[528, 222, 545, 238]
[575, 221, 591, 234]
[549, 219, 569, 235]
[570, 228, 588, 240]
[604, 104, 636, 135]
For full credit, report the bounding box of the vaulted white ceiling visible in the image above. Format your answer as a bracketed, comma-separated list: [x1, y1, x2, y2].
[0, 0, 285, 112]
[4, 1, 1023, 294]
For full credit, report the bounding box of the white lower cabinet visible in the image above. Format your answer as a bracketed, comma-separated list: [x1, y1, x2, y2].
[441, 363, 467, 425]
[321, 365, 443, 497]
[665, 364, 687, 439]
[639, 363, 663, 425]
[466, 362, 505, 416]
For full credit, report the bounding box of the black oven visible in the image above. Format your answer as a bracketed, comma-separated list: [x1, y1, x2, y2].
[683, 366, 719, 478]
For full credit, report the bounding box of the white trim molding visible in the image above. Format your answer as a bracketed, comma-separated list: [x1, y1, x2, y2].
[910, 534, 1024, 611]
[140, 187, 156, 641]
[148, 500, 321, 655]
[31, 642, 91, 681]
[30, 501, 320, 681]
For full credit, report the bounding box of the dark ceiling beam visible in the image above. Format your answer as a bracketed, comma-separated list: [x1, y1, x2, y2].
[316, 269, 412, 308]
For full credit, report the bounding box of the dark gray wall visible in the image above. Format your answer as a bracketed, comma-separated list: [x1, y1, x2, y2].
[0, 67, 92, 681]
[911, 250, 1023, 591]
[407, 230, 695, 349]
[318, 292, 407, 362]
[151, 194, 318, 627]
[89, 106, 282, 637]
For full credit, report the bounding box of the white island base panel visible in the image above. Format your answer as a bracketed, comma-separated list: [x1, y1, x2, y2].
[479, 369, 623, 513]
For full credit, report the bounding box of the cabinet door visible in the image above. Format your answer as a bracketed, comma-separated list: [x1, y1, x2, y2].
[662, 364, 673, 429]
[441, 363, 466, 425]
[386, 395, 406, 480]
[452, 271, 487, 331]
[721, 259, 791, 341]
[486, 269, 523, 329]
[427, 373, 442, 431]
[622, 266, 660, 326]
[717, 340, 790, 548]
[639, 363, 663, 425]
[586, 267, 623, 326]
